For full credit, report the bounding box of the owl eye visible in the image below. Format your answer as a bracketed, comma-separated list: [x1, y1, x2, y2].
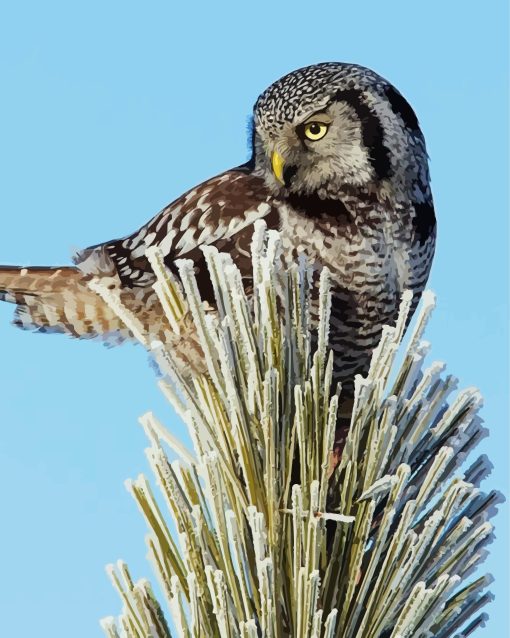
[303, 121, 329, 141]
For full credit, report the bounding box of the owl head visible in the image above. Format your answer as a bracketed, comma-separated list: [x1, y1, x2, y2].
[251, 62, 431, 204]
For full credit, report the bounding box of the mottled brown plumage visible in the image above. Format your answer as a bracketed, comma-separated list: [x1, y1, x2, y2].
[0, 62, 436, 396]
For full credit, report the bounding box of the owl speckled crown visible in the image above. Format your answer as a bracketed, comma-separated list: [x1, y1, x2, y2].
[255, 62, 386, 125]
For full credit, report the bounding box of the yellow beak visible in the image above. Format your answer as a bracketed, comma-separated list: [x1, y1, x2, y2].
[271, 150, 285, 185]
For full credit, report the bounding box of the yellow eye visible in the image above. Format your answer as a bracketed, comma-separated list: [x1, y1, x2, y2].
[303, 121, 329, 141]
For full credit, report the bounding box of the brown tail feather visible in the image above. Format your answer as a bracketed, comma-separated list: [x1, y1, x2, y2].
[0, 265, 129, 341]
[1, 265, 216, 378]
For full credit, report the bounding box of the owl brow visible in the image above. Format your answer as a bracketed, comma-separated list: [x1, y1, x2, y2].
[305, 110, 332, 123]
[295, 109, 332, 127]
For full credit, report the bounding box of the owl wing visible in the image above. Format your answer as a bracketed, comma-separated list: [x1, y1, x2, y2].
[1, 169, 277, 343]
[75, 169, 278, 300]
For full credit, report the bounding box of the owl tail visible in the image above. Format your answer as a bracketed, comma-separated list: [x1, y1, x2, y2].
[0, 265, 128, 342]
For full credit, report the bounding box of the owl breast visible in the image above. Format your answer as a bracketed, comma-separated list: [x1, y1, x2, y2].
[278, 198, 429, 392]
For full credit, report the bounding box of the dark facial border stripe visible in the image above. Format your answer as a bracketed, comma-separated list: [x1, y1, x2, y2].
[384, 85, 420, 132]
[333, 89, 391, 180]
[412, 201, 436, 245]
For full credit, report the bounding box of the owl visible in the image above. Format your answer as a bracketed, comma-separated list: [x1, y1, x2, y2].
[0, 62, 436, 402]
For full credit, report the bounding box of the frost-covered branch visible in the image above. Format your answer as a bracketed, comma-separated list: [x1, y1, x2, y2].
[99, 222, 498, 638]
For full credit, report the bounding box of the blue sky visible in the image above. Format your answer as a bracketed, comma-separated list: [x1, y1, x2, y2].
[0, 1, 507, 636]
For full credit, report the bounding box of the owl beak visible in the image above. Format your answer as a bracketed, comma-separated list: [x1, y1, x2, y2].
[271, 150, 286, 185]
